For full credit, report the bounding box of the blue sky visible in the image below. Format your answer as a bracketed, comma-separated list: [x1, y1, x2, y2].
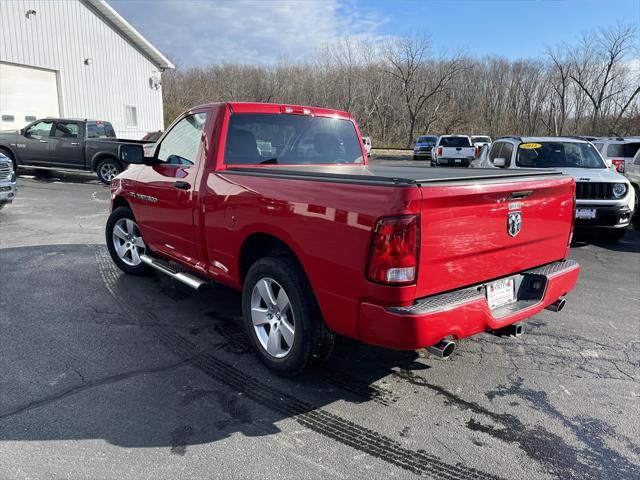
[110, 0, 640, 67]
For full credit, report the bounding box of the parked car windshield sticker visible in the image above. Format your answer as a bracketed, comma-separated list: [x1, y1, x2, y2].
[520, 143, 542, 149]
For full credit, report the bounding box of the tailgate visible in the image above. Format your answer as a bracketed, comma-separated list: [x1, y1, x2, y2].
[415, 175, 574, 297]
[442, 147, 474, 158]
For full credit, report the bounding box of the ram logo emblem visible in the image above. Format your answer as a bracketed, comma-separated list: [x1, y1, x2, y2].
[507, 211, 522, 237]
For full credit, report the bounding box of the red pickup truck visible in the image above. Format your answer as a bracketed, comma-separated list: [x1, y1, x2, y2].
[107, 102, 580, 375]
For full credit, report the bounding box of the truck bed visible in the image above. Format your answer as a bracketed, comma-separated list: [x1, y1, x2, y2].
[224, 164, 561, 186]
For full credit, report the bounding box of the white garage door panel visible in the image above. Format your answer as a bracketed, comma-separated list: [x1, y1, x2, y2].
[0, 63, 60, 130]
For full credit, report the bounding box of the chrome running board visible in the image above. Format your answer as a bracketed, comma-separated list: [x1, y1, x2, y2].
[140, 254, 207, 290]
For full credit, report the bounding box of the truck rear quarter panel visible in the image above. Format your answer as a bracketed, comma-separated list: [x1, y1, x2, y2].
[200, 172, 422, 338]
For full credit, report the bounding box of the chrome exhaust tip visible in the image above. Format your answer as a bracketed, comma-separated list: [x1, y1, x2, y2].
[489, 323, 523, 338]
[545, 297, 566, 312]
[427, 340, 456, 359]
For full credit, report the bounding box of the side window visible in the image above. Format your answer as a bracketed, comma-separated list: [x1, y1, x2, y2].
[606, 144, 622, 157]
[87, 122, 116, 139]
[25, 120, 53, 138]
[500, 143, 514, 165]
[157, 113, 207, 167]
[53, 122, 79, 138]
[488, 142, 503, 162]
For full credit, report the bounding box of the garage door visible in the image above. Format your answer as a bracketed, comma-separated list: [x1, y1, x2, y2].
[0, 62, 60, 130]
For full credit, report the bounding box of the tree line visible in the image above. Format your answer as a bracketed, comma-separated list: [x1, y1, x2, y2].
[162, 24, 639, 148]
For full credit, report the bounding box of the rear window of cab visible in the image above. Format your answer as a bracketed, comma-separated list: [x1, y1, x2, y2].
[224, 113, 364, 165]
[440, 137, 471, 147]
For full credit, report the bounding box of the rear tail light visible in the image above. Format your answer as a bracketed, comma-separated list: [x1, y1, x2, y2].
[568, 182, 576, 253]
[437, 147, 443, 157]
[611, 159, 625, 173]
[367, 215, 419, 285]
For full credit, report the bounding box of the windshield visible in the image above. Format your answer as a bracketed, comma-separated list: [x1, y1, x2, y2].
[472, 136, 491, 143]
[224, 114, 364, 165]
[440, 137, 471, 147]
[417, 136, 436, 145]
[516, 142, 606, 169]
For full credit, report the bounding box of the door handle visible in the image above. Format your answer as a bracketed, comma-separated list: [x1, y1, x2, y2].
[174, 181, 191, 190]
[70, 142, 80, 146]
[39, 140, 48, 143]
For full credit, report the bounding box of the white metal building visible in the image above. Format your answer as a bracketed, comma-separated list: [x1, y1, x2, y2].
[0, 0, 173, 138]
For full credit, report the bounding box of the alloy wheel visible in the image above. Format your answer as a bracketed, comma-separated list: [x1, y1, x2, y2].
[112, 218, 145, 266]
[100, 163, 119, 182]
[250, 277, 295, 358]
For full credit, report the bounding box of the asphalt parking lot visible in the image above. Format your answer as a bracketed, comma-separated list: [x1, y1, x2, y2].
[1, 165, 639, 479]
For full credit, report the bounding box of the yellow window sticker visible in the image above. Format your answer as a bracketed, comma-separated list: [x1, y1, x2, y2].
[520, 143, 542, 149]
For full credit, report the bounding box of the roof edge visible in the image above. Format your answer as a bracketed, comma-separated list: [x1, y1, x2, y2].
[85, 0, 174, 70]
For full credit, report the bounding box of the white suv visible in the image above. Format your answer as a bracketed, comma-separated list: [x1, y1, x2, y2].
[591, 137, 640, 173]
[472, 136, 635, 241]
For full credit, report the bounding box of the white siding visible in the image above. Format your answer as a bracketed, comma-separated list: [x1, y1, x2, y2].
[0, 0, 165, 139]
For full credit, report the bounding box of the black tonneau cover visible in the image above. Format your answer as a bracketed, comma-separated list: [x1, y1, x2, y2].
[223, 164, 562, 187]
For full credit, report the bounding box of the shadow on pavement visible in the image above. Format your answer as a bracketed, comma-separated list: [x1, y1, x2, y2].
[1, 244, 500, 479]
[18, 167, 103, 186]
[572, 226, 640, 253]
[1, 244, 638, 480]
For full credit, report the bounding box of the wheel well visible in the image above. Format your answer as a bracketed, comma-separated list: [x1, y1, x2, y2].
[112, 196, 131, 212]
[92, 154, 121, 172]
[239, 233, 301, 283]
[0, 147, 16, 170]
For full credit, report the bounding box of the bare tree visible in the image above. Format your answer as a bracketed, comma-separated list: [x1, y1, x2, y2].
[569, 24, 637, 133]
[161, 24, 639, 145]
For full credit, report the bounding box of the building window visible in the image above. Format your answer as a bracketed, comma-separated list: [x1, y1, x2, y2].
[125, 105, 138, 128]
[25, 115, 36, 122]
[1, 115, 15, 122]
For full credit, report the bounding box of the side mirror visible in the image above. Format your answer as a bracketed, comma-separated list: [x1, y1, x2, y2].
[493, 157, 507, 167]
[119, 143, 146, 164]
[18, 128, 24, 136]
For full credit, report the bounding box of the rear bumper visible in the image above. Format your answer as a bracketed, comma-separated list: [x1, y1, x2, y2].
[358, 259, 580, 350]
[435, 158, 473, 167]
[413, 150, 432, 159]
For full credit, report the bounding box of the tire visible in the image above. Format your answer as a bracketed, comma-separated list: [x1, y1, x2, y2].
[601, 228, 626, 242]
[96, 157, 123, 184]
[0, 148, 17, 171]
[242, 256, 334, 376]
[413, 155, 418, 160]
[105, 206, 152, 275]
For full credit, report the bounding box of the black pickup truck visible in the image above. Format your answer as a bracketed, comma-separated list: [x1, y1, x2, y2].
[0, 118, 148, 184]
